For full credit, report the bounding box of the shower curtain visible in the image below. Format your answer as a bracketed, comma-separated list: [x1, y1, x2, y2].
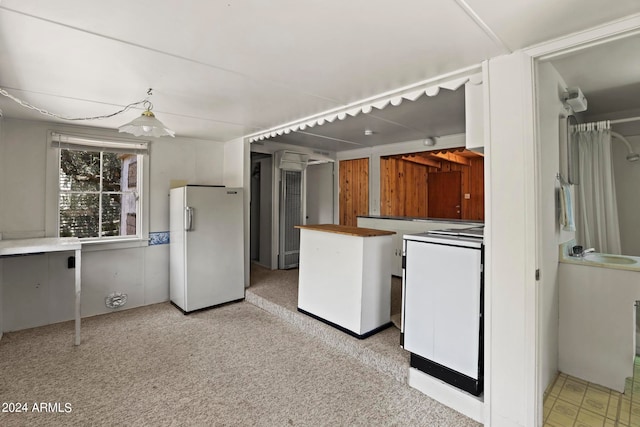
[574, 122, 622, 254]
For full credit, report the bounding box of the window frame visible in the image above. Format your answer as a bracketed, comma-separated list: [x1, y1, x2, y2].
[46, 130, 150, 251]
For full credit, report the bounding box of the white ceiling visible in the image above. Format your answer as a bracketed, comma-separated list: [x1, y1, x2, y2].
[0, 1, 639, 151]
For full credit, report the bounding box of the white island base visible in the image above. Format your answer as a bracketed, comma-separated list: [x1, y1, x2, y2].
[296, 224, 394, 339]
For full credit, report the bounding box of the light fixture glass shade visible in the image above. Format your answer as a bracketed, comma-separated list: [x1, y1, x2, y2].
[118, 110, 175, 138]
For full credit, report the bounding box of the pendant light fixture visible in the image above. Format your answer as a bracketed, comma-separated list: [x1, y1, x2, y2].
[0, 86, 175, 137]
[118, 100, 174, 138]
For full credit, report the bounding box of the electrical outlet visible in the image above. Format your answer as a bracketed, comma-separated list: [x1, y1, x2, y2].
[464, 193, 471, 199]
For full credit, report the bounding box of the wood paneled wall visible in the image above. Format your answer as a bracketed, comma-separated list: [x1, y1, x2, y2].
[466, 157, 485, 220]
[380, 155, 484, 220]
[339, 158, 369, 226]
[427, 157, 484, 221]
[380, 157, 427, 217]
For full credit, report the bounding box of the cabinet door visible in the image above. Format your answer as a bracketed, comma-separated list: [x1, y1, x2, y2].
[403, 239, 482, 378]
[403, 240, 436, 359]
[465, 81, 484, 150]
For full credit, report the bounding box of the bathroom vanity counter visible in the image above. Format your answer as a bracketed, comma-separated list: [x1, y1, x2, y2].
[559, 244, 640, 391]
[559, 242, 640, 272]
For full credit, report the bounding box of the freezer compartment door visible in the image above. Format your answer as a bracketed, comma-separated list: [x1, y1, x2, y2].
[403, 239, 482, 379]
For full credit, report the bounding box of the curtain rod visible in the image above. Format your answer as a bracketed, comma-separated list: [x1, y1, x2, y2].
[574, 116, 640, 127]
[611, 116, 640, 125]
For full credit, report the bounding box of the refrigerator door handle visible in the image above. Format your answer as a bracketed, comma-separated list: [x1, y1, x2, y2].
[185, 206, 194, 231]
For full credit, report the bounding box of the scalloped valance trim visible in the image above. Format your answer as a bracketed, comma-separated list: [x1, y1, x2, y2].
[248, 68, 482, 143]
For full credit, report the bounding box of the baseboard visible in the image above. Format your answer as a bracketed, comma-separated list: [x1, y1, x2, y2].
[297, 307, 392, 339]
[170, 297, 245, 315]
[408, 367, 484, 424]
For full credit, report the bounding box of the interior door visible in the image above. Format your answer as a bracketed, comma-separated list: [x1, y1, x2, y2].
[279, 169, 303, 269]
[339, 158, 369, 226]
[428, 171, 462, 219]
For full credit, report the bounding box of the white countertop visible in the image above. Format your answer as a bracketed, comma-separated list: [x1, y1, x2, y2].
[0, 237, 81, 256]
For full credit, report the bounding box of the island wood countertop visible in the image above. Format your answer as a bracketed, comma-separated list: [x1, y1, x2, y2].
[295, 224, 395, 237]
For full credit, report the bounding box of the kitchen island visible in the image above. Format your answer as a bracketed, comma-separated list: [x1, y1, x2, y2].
[295, 224, 395, 339]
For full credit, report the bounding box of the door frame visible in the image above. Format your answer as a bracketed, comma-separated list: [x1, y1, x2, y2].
[520, 15, 640, 426]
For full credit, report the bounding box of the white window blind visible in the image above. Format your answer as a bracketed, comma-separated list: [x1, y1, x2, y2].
[52, 131, 147, 241]
[50, 132, 148, 155]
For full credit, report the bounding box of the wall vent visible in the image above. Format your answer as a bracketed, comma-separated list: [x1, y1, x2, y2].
[105, 292, 128, 309]
[276, 150, 309, 171]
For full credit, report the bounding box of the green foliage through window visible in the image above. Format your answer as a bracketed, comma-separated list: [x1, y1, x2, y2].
[59, 149, 139, 239]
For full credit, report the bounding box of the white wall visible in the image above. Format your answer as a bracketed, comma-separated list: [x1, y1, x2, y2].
[613, 134, 640, 256]
[485, 52, 538, 427]
[536, 62, 577, 396]
[224, 137, 250, 284]
[0, 118, 225, 332]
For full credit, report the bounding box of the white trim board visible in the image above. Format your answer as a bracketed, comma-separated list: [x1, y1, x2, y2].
[408, 368, 484, 424]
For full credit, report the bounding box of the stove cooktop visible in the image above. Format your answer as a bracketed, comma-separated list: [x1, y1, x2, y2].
[427, 226, 484, 239]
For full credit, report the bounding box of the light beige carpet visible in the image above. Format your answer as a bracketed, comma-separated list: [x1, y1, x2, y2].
[247, 264, 409, 383]
[0, 265, 481, 426]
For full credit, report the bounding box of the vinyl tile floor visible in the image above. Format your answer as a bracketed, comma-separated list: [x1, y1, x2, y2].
[543, 357, 640, 427]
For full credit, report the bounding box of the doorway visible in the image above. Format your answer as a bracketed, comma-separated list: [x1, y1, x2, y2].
[306, 162, 334, 224]
[428, 171, 462, 219]
[250, 153, 273, 268]
[279, 169, 303, 269]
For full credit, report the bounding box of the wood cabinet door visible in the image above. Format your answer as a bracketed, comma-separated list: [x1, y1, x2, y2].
[339, 158, 369, 226]
[428, 171, 462, 219]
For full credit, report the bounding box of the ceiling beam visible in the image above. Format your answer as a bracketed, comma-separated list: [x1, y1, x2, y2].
[401, 155, 441, 169]
[428, 151, 471, 166]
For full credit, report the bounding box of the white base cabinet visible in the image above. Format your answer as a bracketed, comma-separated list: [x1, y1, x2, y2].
[296, 224, 394, 338]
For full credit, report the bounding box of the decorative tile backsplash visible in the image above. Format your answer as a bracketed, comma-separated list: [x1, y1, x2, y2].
[149, 231, 170, 246]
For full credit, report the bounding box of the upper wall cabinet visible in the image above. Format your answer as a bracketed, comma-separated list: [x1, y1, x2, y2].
[465, 82, 484, 152]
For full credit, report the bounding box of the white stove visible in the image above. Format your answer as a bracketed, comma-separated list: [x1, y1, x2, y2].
[401, 226, 484, 396]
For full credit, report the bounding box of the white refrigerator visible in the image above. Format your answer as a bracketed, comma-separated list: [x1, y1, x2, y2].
[170, 185, 245, 313]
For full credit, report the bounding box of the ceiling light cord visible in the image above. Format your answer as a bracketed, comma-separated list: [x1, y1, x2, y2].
[0, 86, 148, 121]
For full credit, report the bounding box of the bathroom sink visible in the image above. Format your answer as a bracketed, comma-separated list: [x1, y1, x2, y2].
[583, 253, 637, 265]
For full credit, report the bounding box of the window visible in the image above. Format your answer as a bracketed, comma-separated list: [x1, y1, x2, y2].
[52, 133, 148, 241]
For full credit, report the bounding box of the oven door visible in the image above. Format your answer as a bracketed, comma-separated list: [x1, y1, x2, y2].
[402, 236, 482, 380]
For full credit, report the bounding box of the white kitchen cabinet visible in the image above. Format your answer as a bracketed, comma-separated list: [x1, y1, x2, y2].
[296, 224, 394, 338]
[465, 81, 485, 152]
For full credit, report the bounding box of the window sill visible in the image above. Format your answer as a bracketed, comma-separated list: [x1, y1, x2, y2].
[80, 237, 149, 252]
